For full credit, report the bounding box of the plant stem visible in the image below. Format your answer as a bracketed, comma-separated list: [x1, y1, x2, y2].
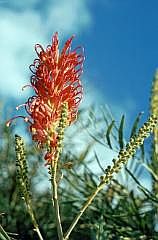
[15, 135, 44, 240]
[64, 115, 157, 240]
[64, 182, 104, 240]
[50, 103, 68, 240]
[51, 156, 64, 240]
[26, 201, 44, 240]
[0, 225, 11, 240]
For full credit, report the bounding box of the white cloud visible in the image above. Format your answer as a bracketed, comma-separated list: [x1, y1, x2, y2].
[0, 9, 45, 97]
[45, 0, 91, 36]
[0, 0, 91, 97]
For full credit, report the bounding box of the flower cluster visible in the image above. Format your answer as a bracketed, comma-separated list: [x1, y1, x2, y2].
[151, 70, 158, 153]
[7, 33, 84, 164]
[100, 115, 158, 184]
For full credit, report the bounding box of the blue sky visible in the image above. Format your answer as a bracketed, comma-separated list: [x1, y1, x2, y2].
[0, 0, 158, 123]
[86, 0, 158, 121]
[0, 0, 157, 189]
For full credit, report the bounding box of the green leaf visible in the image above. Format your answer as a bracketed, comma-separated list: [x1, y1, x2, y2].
[106, 120, 115, 149]
[118, 115, 125, 149]
[130, 112, 144, 138]
[94, 151, 105, 173]
[125, 167, 158, 203]
[0, 225, 11, 240]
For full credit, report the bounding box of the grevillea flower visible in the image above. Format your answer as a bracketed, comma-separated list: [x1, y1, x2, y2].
[7, 32, 84, 164]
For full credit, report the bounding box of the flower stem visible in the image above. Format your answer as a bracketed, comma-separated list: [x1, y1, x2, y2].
[51, 158, 64, 240]
[64, 115, 158, 240]
[15, 135, 44, 240]
[0, 225, 11, 240]
[50, 103, 68, 240]
[64, 182, 105, 240]
[26, 201, 44, 240]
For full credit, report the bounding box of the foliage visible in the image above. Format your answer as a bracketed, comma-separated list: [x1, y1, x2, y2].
[0, 103, 158, 240]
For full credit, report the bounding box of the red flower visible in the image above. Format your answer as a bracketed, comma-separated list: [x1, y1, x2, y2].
[7, 33, 84, 164]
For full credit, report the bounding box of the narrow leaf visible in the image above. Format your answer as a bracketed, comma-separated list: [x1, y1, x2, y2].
[118, 115, 125, 149]
[106, 120, 115, 149]
[94, 151, 105, 173]
[130, 112, 144, 138]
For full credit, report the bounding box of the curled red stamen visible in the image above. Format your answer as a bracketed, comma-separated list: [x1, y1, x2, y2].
[7, 32, 84, 164]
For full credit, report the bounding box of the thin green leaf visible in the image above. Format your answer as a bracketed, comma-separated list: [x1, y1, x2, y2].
[125, 167, 158, 203]
[94, 151, 105, 173]
[141, 162, 158, 181]
[140, 144, 145, 161]
[118, 115, 125, 149]
[106, 120, 115, 149]
[0, 225, 11, 240]
[86, 130, 106, 147]
[78, 143, 93, 163]
[130, 112, 144, 138]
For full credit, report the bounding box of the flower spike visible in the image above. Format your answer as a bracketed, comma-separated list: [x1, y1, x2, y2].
[7, 33, 84, 164]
